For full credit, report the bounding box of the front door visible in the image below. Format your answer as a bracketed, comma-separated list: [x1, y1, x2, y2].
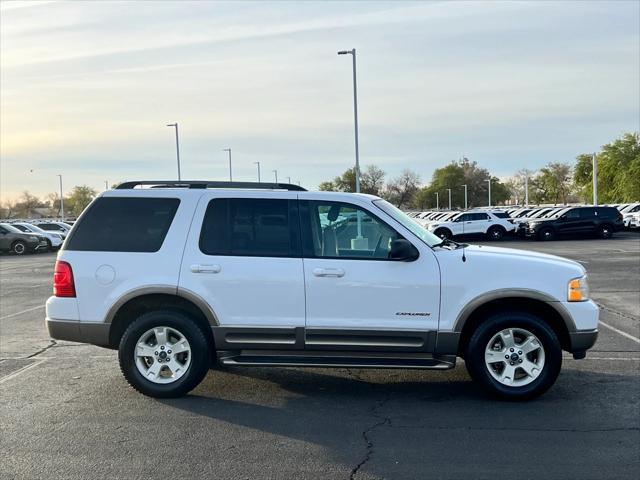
[300, 199, 440, 337]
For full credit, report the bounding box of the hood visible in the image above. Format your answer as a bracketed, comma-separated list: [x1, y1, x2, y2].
[462, 244, 585, 274]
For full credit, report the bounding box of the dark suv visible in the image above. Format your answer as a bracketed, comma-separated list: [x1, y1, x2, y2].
[525, 206, 623, 240]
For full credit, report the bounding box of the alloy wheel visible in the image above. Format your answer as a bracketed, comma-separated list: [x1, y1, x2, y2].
[484, 328, 545, 387]
[134, 326, 192, 384]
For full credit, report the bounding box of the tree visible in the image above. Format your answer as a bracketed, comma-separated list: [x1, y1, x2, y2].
[574, 132, 640, 203]
[13, 191, 45, 218]
[383, 169, 421, 208]
[318, 164, 386, 195]
[65, 185, 97, 216]
[532, 163, 572, 204]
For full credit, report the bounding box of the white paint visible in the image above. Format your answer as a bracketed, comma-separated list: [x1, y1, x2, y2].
[0, 359, 47, 384]
[599, 320, 640, 344]
[0, 304, 44, 321]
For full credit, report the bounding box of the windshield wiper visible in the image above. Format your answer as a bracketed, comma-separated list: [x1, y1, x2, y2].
[433, 238, 462, 249]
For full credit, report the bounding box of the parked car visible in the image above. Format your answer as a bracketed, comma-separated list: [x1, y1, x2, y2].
[426, 210, 515, 240]
[524, 206, 623, 240]
[46, 180, 598, 400]
[12, 223, 64, 251]
[0, 223, 48, 254]
[34, 221, 71, 239]
[627, 212, 640, 230]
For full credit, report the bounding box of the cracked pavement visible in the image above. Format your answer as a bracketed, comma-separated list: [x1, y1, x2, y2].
[1, 233, 639, 479]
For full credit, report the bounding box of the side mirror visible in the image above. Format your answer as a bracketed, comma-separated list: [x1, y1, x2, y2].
[389, 239, 419, 262]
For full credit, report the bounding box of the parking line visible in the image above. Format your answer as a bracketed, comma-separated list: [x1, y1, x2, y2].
[0, 358, 47, 384]
[0, 305, 45, 321]
[600, 320, 640, 344]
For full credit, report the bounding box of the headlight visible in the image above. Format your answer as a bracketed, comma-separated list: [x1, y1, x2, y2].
[29, 236, 39, 241]
[568, 275, 589, 302]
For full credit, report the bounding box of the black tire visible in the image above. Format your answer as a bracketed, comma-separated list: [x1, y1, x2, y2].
[11, 241, 27, 255]
[465, 311, 562, 400]
[118, 310, 210, 398]
[537, 227, 555, 241]
[487, 225, 505, 241]
[434, 228, 452, 240]
[598, 223, 613, 239]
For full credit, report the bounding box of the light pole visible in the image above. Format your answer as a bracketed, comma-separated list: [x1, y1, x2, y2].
[222, 148, 232, 181]
[286, 176, 291, 184]
[272, 170, 278, 183]
[447, 188, 452, 210]
[486, 179, 492, 207]
[105, 180, 109, 190]
[435, 192, 439, 211]
[462, 184, 468, 210]
[254, 162, 261, 182]
[338, 48, 361, 194]
[57, 174, 64, 221]
[524, 170, 529, 207]
[592, 152, 598, 205]
[166, 123, 181, 180]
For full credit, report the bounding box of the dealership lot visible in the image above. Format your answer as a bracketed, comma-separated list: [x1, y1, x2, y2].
[1, 234, 638, 479]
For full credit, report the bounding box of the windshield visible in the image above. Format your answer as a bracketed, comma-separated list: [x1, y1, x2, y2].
[548, 207, 570, 218]
[373, 199, 442, 247]
[0, 223, 23, 233]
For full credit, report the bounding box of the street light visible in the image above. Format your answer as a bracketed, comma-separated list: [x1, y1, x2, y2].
[592, 152, 598, 205]
[272, 170, 278, 183]
[435, 192, 439, 210]
[337, 48, 361, 194]
[486, 179, 492, 207]
[447, 188, 452, 210]
[57, 174, 64, 221]
[462, 184, 468, 210]
[166, 123, 181, 180]
[222, 148, 232, 181]
[286, 176, 291, 184]
[254, 162, 261, 182]
[105, 180, 109, 190]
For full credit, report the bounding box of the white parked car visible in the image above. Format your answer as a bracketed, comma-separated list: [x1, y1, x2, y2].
[427, 210, 515, 240]
[12, 223, 64, 251]
[46, 181, 598, 400]
[625, 211, 640, 229]
[34, 221, 71, 239]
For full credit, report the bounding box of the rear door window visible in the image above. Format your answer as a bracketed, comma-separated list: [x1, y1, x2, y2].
[199, 198, 300, 257]
[65, 197, 180, 252]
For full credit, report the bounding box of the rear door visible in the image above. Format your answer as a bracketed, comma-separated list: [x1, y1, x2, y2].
[179, 192, 305, 327]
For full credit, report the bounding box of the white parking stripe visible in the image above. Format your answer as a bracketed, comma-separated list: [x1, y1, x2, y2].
[0, 305, 45, 320]
[0, 359, 47, 384]
[600, 320, 640, 344]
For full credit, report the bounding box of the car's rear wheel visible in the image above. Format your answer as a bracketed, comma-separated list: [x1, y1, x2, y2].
[11, 241, 27, 255]
[598, 223, 613, 239]
[434, 228, 452, 240]
[487, 225, 505, 241]
[465, 311, 562, 400]
[537, 227, 555, 241]
[119, 310, 210, 398]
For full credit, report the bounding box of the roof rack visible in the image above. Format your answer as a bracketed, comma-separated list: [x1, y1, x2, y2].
[115, 180, 307, 191]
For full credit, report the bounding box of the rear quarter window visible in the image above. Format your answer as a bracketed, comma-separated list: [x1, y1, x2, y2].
[65, 197, 180, 252]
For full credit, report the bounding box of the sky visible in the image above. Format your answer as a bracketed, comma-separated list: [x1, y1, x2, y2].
[1, 0, 638, 200]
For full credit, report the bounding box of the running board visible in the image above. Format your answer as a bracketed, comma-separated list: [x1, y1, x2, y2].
[217, 351, 456, 370]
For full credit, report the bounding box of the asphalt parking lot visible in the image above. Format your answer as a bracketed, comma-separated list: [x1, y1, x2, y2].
[1, 233, 639, 480]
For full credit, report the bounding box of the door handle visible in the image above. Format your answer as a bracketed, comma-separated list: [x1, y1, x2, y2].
[190, 264, 221, 274]
[313, 268, 345, 278]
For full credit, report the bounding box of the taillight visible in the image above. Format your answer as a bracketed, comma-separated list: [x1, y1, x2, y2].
[53, 260, 76, 297]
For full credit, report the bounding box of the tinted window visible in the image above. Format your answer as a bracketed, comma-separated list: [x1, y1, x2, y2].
[37, 224, 62, 231]
[455, 213, 471, 222]
[579, 208, 596, 218]
[65, 197, 179, 252]
[302, 201, 401, 260]
[13, 225, 29, 232]
[470, 213, 490, 220]
[565, 209, 581, 220]
[200, 198, 299, 257]
[492, 212, 510, 219]
[596, 207, 619, 217]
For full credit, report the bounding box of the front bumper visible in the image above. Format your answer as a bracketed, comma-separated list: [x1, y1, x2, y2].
[569, 329, 598, 353]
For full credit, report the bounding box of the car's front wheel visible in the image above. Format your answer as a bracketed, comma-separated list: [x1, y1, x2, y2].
[434, 228, 452, 240]
[119, 310, 210, 398]
[598, 223, 613, 239]
[465, 311, 562, 400]
[537, 227, 555, 241]
[12, 241, 27, 255]
[487, 225, 505, 241]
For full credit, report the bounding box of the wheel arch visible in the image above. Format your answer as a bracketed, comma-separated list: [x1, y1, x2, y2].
[106, 288, 218, 351]
[452, 290, 574, 357]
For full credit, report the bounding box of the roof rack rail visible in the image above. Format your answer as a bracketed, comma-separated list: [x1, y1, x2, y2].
[115, 180, 307, 191]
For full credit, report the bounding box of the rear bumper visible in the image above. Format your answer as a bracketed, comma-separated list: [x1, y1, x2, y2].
[46, 318, 111, 347]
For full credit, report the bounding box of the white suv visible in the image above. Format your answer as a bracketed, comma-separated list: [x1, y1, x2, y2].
[427, 210, 515, 240]
[46, 181, 598, 400]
